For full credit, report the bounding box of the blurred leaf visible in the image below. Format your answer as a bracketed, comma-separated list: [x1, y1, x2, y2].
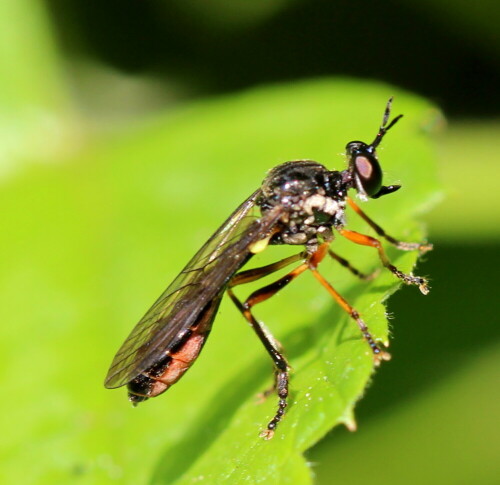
[0, 0, 68, 110]
[0, 79, 439, 484]
[167, 0, 292, 30]
[0, 0, 74, 175]
[427, 121, 500, 241]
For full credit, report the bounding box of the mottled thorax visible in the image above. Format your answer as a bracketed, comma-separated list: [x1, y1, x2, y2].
[258, 160, 348, 251]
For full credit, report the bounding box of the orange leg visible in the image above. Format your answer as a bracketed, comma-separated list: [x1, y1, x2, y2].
[309, 268, 390, 363]
[347, 197, 433, 253]
[339, 228, 429, 295]
[310, 245, 388, 360]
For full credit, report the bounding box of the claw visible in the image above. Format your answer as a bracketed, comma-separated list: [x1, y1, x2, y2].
[419, 279, 430, 295]
[374, 349, 391, 366]
[260, 429, 275, 440]
[419, 242, 433, 253]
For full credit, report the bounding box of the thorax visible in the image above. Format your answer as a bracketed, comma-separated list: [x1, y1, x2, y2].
[258, 160, 348, 252]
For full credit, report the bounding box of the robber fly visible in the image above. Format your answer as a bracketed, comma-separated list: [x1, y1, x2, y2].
[105, 98, 432, 439]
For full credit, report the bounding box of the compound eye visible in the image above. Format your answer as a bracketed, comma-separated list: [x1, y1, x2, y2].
[354, 154, 382, 197]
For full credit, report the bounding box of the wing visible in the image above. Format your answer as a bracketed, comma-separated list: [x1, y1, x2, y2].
[105, 189, 284, 388]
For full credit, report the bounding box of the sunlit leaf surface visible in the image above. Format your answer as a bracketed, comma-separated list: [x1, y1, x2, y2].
[0, 80, 440, 484]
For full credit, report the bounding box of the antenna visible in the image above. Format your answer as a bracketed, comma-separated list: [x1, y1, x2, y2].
[370, 97, 403, 149]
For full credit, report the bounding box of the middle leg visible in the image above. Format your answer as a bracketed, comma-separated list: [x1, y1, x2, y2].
[309, 266, 391, 363]
[328, 249, 379, 281]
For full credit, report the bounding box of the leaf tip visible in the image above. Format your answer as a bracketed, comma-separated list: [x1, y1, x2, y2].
[340, 412, 358, 432]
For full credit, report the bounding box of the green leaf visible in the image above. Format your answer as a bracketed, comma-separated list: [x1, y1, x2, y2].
[0, 79, 440, 484]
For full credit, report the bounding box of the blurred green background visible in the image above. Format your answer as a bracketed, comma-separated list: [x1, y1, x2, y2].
[1, 1, 499, 484]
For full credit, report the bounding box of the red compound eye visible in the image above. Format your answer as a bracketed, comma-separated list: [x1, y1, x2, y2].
[354, 153, 382, 197]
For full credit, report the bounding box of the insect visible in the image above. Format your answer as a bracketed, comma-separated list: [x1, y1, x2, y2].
[105, 98, 432, 439]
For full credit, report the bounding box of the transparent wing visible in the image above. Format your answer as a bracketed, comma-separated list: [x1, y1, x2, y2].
[105, 190, 283, 388]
